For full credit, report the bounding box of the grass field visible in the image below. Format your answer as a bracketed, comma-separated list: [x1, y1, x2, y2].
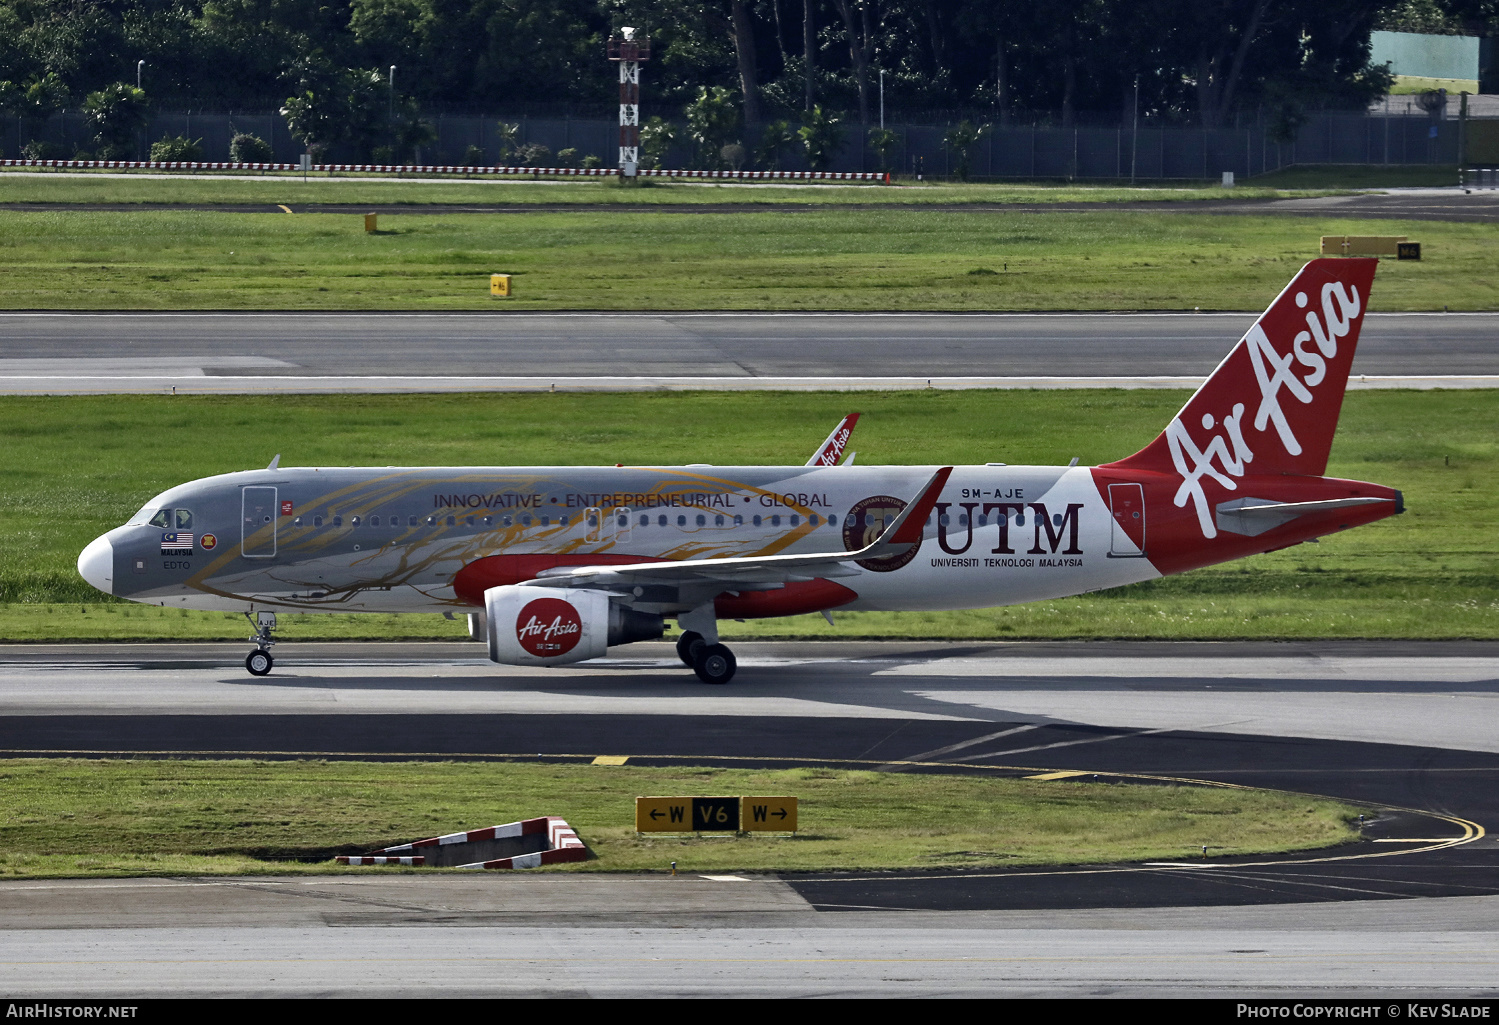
[0, 758, 1363, 878]
[1, 388, 1493, 642]
[1246, 163, 1460, 189]
[0, 207, 1492, 311]
[0, 171, 1346, 208]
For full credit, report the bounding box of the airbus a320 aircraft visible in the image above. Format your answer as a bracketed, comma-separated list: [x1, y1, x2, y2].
[78, 258, 1400, 684]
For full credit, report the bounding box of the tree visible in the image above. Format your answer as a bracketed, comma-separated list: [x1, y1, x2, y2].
[728, 0, 761, 124]
[83, 83, 149, 159]
[150, 135, 203, 162]
[495, 123, 520, 164]
[832, 0, 874, 124]
[756, 119, 797, 169]
[867, 126, 899, 173]
[229, 132, 274, 163]
[798, 106, 844, 171]
[640, 116, 678, 169]
[24, 73, 70, 118]
[685, 85, 740, 169]
[0, 80, 21, 119]
[280, 91, 339, 161]
[942, 120, 990, 179]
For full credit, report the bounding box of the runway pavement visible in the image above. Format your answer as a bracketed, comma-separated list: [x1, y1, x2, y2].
[0, 311, 1496, 393]
[3, 639, 1497, 996]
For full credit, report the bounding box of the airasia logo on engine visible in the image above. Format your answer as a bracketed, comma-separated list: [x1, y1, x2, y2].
[515, 597, 583, 657]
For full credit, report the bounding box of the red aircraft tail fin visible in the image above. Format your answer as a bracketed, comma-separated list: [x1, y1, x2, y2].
[1106, 258, 1377, 479]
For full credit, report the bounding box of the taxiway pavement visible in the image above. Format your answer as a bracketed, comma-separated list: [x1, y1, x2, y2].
[4, 640, 1497, 996]
[0, 311, 1496, 394]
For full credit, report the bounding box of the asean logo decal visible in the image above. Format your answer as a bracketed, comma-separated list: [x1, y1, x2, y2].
[515, 597, 583, 657]
[842, 495, 918, 572]
[200, 533, 217, 551]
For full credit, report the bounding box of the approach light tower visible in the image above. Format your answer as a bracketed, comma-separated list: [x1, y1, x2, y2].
[608, 26, 651, 176]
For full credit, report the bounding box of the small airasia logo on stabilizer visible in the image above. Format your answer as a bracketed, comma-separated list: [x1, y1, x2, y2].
[515, 597, 583, 657]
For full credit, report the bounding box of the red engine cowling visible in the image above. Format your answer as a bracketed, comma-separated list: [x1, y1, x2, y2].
[485, 586, 609, 666]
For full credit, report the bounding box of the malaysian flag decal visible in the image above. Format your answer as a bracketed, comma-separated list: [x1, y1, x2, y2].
[161, 532, 194, 553]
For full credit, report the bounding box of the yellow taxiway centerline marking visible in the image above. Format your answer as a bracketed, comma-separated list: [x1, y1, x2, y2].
[1025, 770, 1091, 780]
[591, 755, 629, 765]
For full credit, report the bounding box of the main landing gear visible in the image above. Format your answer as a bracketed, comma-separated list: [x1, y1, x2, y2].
[244, 611, 277, 676]
[675, 630, 737, 685]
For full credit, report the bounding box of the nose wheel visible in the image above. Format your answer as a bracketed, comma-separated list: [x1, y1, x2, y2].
[243, 611, 278, 676]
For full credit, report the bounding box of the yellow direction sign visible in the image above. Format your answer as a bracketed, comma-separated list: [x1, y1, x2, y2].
[636, 797, 690, 832]
[742, 796, 797, 832]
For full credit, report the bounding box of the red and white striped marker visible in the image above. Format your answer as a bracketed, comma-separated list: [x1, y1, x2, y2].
[337, 816, 588, 870]
[0, 158, 889, 183]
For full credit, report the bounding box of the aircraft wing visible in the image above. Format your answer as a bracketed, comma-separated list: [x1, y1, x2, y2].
[805, 413, 860, 466]
[528, 466, 952, 590]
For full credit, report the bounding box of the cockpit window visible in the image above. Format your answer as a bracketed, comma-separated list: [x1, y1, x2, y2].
[147, 509, 171, 528]
[174, 509, 193, 529]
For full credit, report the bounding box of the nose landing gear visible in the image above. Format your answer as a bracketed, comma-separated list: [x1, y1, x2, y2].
[244, 611, 277, 676]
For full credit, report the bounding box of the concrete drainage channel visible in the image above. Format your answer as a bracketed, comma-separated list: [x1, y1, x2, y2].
[337, 816, 588, 869]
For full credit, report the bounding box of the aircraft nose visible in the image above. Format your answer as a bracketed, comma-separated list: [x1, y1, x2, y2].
[78, 535, 114, 596]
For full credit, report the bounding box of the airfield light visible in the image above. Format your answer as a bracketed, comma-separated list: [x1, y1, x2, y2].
[608, 26, 651, 176]
[137, 60, 144, 89]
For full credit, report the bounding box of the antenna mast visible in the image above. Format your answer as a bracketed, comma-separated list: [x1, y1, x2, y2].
[607, 26, 651, 177]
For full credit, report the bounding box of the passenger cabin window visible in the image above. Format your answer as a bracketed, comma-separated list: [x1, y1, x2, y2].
[333, 516, 343, 527]
[148, 510, 170, 528]
[408, 515, 418, 527]
[351, 516, 362, 526]
[446, 516, 456, 527]
[657, 514, 667, 527]
[371, 515, 381, 526]
[293, 516, 302, 527]
[809, 514, 819, 526]
[465, 516, 475, 527]
[314, 515, 324, 527]
[174, 509, 193, 529]
[483, 516, 493, 527]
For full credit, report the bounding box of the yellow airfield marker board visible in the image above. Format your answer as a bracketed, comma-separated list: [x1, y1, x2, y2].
[636, 796, 797, 833]
[635, 797, 690, 831]
[742, 796, 797, 832]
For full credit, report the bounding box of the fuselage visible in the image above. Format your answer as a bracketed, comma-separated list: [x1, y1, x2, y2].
[79, 460, 1398, 618]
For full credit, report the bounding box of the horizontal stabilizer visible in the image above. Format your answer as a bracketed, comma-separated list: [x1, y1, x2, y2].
[1215, 496, 1392, 537]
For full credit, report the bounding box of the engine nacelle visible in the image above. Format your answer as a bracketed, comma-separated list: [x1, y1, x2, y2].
[485, 585, 609, 666]
[482, 586, 664, 666]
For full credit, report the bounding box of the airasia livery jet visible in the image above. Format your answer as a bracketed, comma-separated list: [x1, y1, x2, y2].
[78, 259, 1399, 683]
